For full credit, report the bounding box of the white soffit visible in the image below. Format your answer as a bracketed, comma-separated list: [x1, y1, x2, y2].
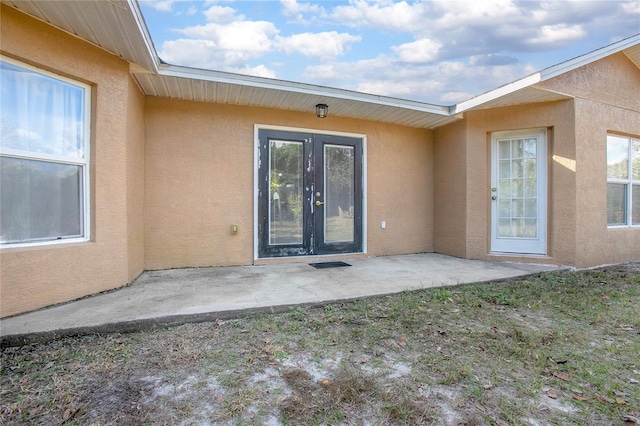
[3, 0, 158, 72]
[454, 85, 574, 113]
[622, 42, 640, 69]
[134, 65, 459, 129]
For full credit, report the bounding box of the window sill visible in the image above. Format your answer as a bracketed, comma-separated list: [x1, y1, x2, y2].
[1, 238, 91, 252]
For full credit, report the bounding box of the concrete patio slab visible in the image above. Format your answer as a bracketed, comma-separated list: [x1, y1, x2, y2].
[0, 253, 566, 346]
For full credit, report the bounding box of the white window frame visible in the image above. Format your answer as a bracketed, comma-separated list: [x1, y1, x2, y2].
[0, 56, 91, 248]
[606, 134, 639, 228]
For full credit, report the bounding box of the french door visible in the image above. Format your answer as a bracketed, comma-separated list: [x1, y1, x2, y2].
[257, 129, 363, 258]
[490, 129, 547, 255]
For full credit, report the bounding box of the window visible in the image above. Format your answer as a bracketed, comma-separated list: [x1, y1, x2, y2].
[606, 134, 640, 226]
[0, 57, 90, 246]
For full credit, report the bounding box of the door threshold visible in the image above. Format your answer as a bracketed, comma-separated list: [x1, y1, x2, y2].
[490, 251, 548, 257]
[487, 252, 556, 265]
[254, 252, 367, 266]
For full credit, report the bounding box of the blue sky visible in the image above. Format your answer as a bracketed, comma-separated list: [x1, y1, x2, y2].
[140, 0, 640, 104]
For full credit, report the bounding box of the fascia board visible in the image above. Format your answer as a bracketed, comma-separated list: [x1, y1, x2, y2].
[451, 33, 640, 114]
[540, 33, 640, 81]
[157, 64, 452, 116]
[451, 73, 542, 114]
[126, 0, 160, 72]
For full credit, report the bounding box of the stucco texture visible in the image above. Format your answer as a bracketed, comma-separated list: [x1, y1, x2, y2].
[539, 53, 640, 267]
[433, 52, 640, 268]
[144, 98, 434, 270]
[433, 120, 467, 258]
[434, 101, 578, 265]
[0, 5, 145, 317]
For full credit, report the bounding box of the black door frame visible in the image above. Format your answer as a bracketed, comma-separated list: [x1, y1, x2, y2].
[257, 128, 363, 258]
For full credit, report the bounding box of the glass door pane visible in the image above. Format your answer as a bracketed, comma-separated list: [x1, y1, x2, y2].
[269, 140, 303, 245]
[497, 138, 537, 239]
[258, 129, 362, 258]
[324, 145, 355, 243]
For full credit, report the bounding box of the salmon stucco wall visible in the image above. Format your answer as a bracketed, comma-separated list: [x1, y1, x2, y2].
[573, 100, 640, 267]
[434, 100, 577, 266]
[126, 72, 146, 281]
[434, 53, 640, 268]
[144, 97, 433, 270]
[0, 5, 146, 317]
[433, 120, 467, 258]
[466, 101, 577, 265]
[539, 53, 640, 267]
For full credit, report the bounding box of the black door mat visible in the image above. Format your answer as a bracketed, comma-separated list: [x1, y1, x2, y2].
[309, 261, 351, 269]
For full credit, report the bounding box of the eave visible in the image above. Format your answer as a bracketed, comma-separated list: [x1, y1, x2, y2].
[453, 33, 640, 114]
[133, 64, 458, 129]
[2, 0, 158, 73]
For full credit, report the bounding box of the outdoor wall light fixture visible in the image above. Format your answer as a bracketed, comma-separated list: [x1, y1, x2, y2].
[315, 103, 328, 118]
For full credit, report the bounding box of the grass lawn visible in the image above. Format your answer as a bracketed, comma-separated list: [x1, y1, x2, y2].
[1, 263, 639, 425]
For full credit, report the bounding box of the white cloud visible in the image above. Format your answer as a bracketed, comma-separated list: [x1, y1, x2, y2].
[202, 5, 239, 23]
[180, 5, 278, 54]
[141, 0, 175, 13]
[160, 38, 278, 77]
[355, 75, 445, 102]
[280, 0, 326, 24]
[304, 54, 393, 83]
[528, 24, 586, 46]
[331, 0, 427, 32]
[621, 1, 640, 15]
[434, 0, 521, 28]
[276, 32, 361, 60]
[235, 64, 277, 79]
[303, 63, 340, 80]
[180, 20, 278, 53]
[469, 54, 518, 66]
[303, 52, 536, 104]
[160, 3, 360, 71]
[355, 80, 414, 97]
[160, 38, 220, 69]
[392, 39, 442, 64]
[320, 0, 633, 58]
[440, 91, 474, 104]
[162, 5, 279, 68]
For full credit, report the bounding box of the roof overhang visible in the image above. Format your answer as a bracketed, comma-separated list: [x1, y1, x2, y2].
[453, 33, 640, 114]
[3, 0, 158, 72]
[452, 74, 574, 114]
[133, 64, 458, 129]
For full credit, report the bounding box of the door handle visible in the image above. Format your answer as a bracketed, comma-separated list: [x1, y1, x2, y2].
[315, 200, 325, 206]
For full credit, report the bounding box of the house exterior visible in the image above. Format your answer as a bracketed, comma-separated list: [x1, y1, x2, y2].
[1, 1, 638, 318]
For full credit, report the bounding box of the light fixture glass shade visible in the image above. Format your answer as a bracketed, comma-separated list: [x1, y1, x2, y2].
[316, 103, 328, 118]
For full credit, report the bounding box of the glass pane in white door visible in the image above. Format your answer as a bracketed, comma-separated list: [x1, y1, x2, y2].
[497, 138, 538, 239]
[324, 145, 354, 243]
[269, 140, 303, 245]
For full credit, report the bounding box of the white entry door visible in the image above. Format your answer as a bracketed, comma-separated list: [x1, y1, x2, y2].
[490, 129, 547, 255]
